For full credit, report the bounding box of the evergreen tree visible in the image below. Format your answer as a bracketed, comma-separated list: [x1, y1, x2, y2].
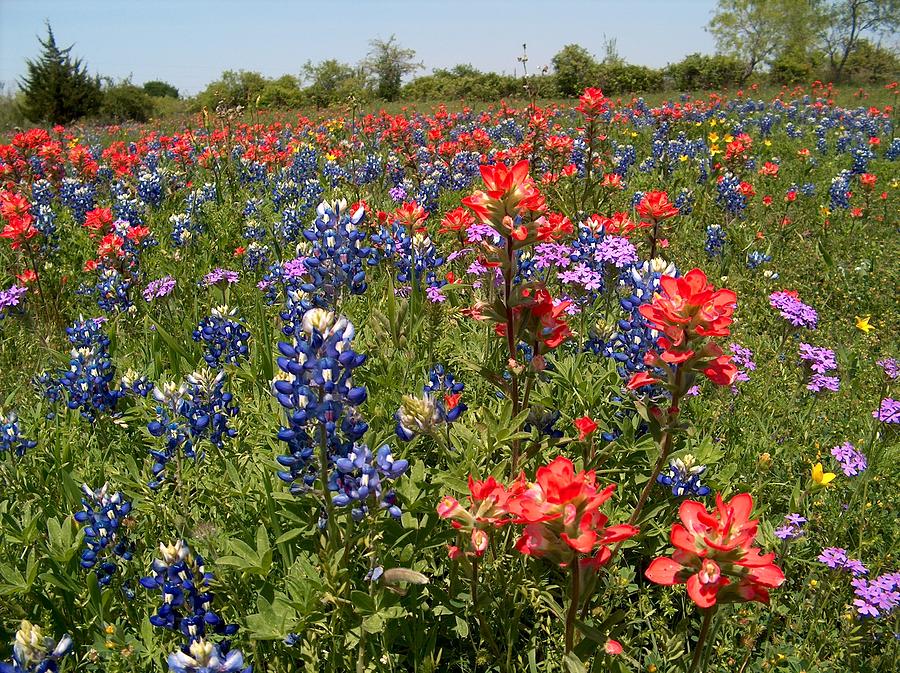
[18, 22, 102, 124]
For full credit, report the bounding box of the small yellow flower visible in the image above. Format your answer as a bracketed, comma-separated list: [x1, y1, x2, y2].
[764, 139, 772, 147]
[812, 462, 836, 486]
[710, 118, 718, 127]
[104, 624, 116, 635]
[679, 154, 689, 162]
[855, 315, 874, 333]
[809, 579, 817, 587]
[648, 666, 658, 673]
[723, 134, 734, 143]
[709, 144, 721, 156]
[708, 132, 719, 143]
[758, 452, 772, 468]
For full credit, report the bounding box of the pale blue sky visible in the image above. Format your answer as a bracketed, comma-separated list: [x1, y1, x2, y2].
[0, 0, 717, 95]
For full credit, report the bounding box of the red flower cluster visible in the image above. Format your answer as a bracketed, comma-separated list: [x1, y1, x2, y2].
[438, 457, 637, 568]
[627, 268, 738, 390]
[645, 493, 785, 608]
[0, 191, 37, 248]
[635, 190, 679, 225]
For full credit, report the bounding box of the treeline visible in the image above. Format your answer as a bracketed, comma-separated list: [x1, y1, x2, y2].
[3, 1, 899, 128]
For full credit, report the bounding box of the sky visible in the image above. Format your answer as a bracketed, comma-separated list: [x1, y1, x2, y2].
[0, 0, 718, 96]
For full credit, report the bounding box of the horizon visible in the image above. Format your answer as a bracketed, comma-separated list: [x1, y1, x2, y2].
[0, 0, 717, 96]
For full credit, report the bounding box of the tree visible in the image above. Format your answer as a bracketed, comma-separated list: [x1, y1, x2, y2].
[363, 35, 422, 101]
[708, 0, 801, 83]
[551, 44, 598, 97]
[820, 0, 900, 80]
[301, 59, 360, 107]
[143, 80, 179, 99]
[102, 81, 155, 122]
[18, 22, 102, 124]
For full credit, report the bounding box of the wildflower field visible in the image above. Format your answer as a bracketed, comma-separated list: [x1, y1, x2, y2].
[0, 83, 898, 673]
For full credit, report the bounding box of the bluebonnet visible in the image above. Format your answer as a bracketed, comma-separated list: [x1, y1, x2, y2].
[193, 306, 251, 368]
[140, 541, 239, 642]
[147, 369, 239, 488]
[273, 308, 368, 494]
[523, 405, 564, 440]
[395, 365, 467, 441]
[273, 308, 409, 520]
[92, 267, 134, 314]
[170, 212, 204, 247]
[0, 621, 71, 673]
[705, 225, 726, 258]
[73, 483, 134, 587]
[657, 455, 711, 497]
[0, 412, 36, 457]
[746, 251, 772, 270]
[371, 224, 446, 288]
[137, 169, 164, 206]
[47, 318, 124, 422]
[166, 639, 250, 673]
[829, 170, 852, 209]
[331, 444, 408, 521]
[716, 172, 748, 215]
[300, 200, 375, 306]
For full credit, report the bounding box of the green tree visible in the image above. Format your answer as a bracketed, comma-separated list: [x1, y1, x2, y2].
[843, 37, 900, 82]
[259, 75, 306, 109]
[551, 44, 598, 97]
[18, 22, 102, 124]
[142, 80, 179, 99]
[301, 59, 360, 107]
[820, 0, 900, 80]
[708, 0, 811, 83]
[101, 81, 155, 122]
[363, 35, 422, 101]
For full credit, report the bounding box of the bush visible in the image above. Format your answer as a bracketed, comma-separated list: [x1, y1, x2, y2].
[142, 80, 179, 99]
[403, 65, 520, 101]
[843, 40, 900, 84]
[101, 82, 155, 122]
[192, 70, 268, 111]
[258, 75, 307, 109]
[666, 53, 745, 90]
[597, 63, 663, 94]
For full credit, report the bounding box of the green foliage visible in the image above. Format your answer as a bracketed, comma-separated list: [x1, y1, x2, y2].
[402, 65, 521, 101]
[843, 38, 900, 83]
[100, 81, 155, 123]
[193, 70, 268, 111]
[596, 63, 664, 95]
[258, 75, 307, 109]
[301, 59, 368, 108]
[552, 44, 599, 97]
[666, 53, 746, 90]
[142, 80, 179, 99]
[363, 35, 422, 101]
[18, 22, 102, 124]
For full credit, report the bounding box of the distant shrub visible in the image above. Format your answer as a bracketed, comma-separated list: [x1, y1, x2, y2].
[101, 82, 155, 122]
[597, 63, 664, 94]
[666, 53, 745, 90]
[142, 80, 179, 99]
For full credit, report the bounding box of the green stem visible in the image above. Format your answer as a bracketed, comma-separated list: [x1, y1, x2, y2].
[688, 609, 715, 673]
[564, 561, 581, 654]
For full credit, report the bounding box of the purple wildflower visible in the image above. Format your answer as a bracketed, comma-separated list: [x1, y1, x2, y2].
[0, 285, 28, 312]
[799, 343, 837, 373]
[770, 290, 818, 329]
[283, 257, 307, 279]
[852, 572, 900, 619]
[142, 276, 176, 302]
[465, 223, 502, 245]
[818, 547, 848, 569]
[817, 547, 868, 575]
[594, 236, 638, 268]
[775, 514, 807, 540]
[447, 247, 472, 262]
[873, 398, 899, 424]
[202, 268, 240, 287]
[426, 286, 446, 303]
[389, 186, 407, 203]
[876, 357, 899, 380]
[807, 374, 840, 393]
[533, 243, 573, 270]
[830, 442, 867, 476]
